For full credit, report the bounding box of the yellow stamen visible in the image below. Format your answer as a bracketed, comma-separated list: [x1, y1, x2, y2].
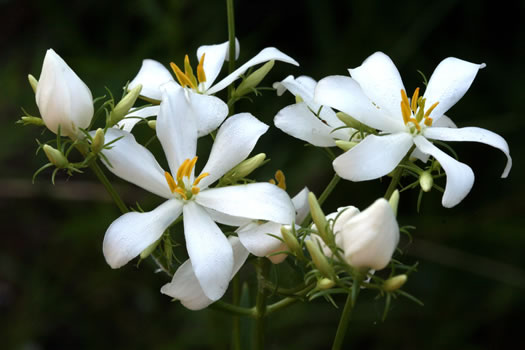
[424, 117, 433, 127]
[269, 179, 276, 185]
[164, 171, 177, 193]
[424, 101, 439, 119]
[400, 101, 411, 125]
[170, 62, 196, 89]
[400, 89, 410, 111]
[176, 158, 190, 181]
[185, 156, 198, 178]
[184, 55, 198, 88]
[197, 53, 207, 83]
[411, 87, 420, 113]
[193, 172, 210, 186]
[191, 187, 200, 195]
[408, 118, 421, 131]
[173, 187, 187, 200]
[274, 170, 286, 190]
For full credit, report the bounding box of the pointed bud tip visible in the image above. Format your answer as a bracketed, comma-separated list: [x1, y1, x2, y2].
[388, 190, 400, 216]
[383, 274, 407, 292]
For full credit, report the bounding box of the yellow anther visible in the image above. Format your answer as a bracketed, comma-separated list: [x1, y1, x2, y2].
[170, 62, 196, 90]
[424, 117, 433, 127]
[400, 101, 411, 125]
[408, 118, 421, 131]
[185, 156, 198, 178]
[411, 87, 420, 113]
[193, 172, 210, 186]
[424, 101, 440, 119]
[197, 53, 207, 83]
[191, 187, 200, 195]
[176, 158, 191, 181]
[274, 170, 287, 190]
[165, 171, 177, 193]
[173, 187, 187, 200]
[400, 89, 410, 110]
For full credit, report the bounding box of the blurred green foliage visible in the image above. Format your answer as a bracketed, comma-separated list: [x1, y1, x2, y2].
[1, 0, 524, 349]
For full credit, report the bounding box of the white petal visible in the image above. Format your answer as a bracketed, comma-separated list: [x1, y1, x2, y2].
[349, 52, 405, 120]
[116, 105, 160, 132]
[204, 208, 251, 227]
[160, 235, 248, 310]
[315, 75, 405, 133]
[333, 133, 413, 181]
[237, 221, 283, 257]
[187, 91, 228, 137]
[129, 59, 175, 102]
[196, 183, 295, 224]
[207, 47, 299, 95]
[157, 82, 198, 174]
[413, 135, 474, 207]
[274, 103, 347, 147]
[424, 127, 511, 177]
[423, 57, 485, 121]
[183, 201, 233, 301]
[198, 113, 268, 188]
[292, 187, 310, 224]
[196, 39, 240, 91]
[103, 199, 182, 268]
[433, 114, 457, 128]
[99, 128, 172, 199]
[410, 147, 430, 163]
[36, 49, 94, 137]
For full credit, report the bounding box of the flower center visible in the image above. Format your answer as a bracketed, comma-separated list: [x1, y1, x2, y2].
[164, 156, 209, 200]
[170, 53, 207, 92]
[400, 88, 439, 134]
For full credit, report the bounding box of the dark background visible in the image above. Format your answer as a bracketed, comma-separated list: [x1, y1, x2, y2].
[1, 0, 524, 349]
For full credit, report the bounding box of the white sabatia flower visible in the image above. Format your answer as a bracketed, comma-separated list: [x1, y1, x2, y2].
[315, 52, 512, 207]
[236, 187, 310, 264]
[161, 236, 249, 310]
[314, 199, 399, 270]
[273, 75, 353, 147]
[35, 49, 94, 138]
[101, 82, 295, 301]
[123, 40, 298, 135]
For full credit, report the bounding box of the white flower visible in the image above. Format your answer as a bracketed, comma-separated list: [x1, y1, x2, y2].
[35, 49, 94, 138]
[100, 82, 295, 301]
[122, 40, 298, 135]
[160, 236, 249, 310]
[235, 187, 311, 264]
[273, 75, 354, 147]
[315, 52, 512, 207]
[315, 199, 399, 270]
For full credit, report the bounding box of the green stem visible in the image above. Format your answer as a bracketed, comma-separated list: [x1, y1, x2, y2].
[384, 167, 403, 200]
[226, 0, 236, 114]
[254, 258, 269, 350]
[231, 275, 241, 350]
[301, 173, 341, 227]
[211, 301, 255, 317]
[265, 283, 315, 315]
[331, 277, 361, 350]
[89, 161, 128, 214]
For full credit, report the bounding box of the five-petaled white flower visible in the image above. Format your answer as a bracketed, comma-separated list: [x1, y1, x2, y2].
[120, 40, 298, 135]
[100, 82, 295, 302]
[315, 52, 512, 207]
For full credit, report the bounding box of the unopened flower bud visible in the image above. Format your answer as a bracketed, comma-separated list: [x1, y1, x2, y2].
[235, 60, 275, 97]
[108, 84, 143, 127]
[20, 116, 45, 126]
[91, 128, 105, 154]
[36, 49, 94, 138]
[305, 240, 334, 278]
[383, 274, 407, 292]
[308, 192, 328, 242]
[281, 226, 302, 258]
[336, 112, 374, 133]
[224, 153, 266, 181]
[317, 278, 335, 290]
[388, 190, 400, 217]
[28, 74, 38, 93]
[147, 120, 156, 130]
[43, 144, 68, 168]
[335, 140, 358, 152]
[419, 171, 433, 192]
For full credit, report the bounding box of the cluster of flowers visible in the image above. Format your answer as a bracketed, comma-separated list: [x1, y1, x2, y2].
[25, 40, 511, 311]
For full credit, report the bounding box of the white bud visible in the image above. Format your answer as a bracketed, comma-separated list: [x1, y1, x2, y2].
[35, 49, 94, 138]
[339, 199, 399, 270]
